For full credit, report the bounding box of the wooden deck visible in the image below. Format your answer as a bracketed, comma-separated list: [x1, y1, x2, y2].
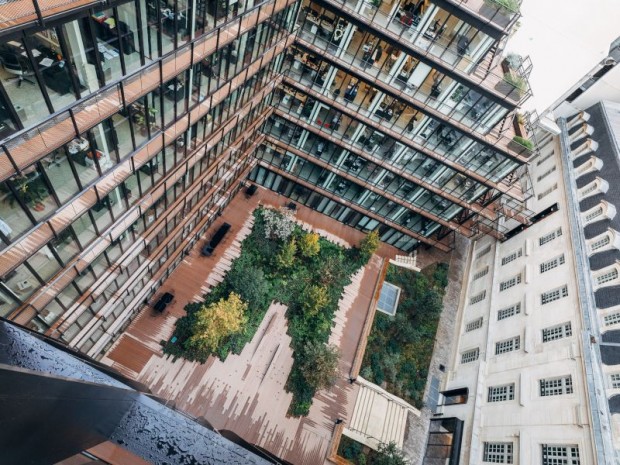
[102, 187, 450, 464]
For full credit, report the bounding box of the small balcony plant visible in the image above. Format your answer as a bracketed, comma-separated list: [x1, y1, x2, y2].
[483, 0, 520, 15]
[12, 175, 48, 211]
[512, 135, 534, 150]
[503, 72, 527, 98]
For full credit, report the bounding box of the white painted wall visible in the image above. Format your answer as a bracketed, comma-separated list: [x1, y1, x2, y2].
[440, 132, 596, 465]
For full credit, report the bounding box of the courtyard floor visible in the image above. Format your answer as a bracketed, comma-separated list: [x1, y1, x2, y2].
[101, 187, 450, 464]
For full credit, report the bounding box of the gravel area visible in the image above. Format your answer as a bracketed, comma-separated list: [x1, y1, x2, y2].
[401, 234, 471, 465]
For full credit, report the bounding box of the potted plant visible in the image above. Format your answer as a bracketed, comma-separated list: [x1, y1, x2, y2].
[509, 135, 534, 156]
[134, 107, 158, 137]
[502, 72, 527, 99]
[12, 176, 48, 211]
[483, 0, 520, 15]
[501, 53, 523, 73]
[449, 85, 466, 103]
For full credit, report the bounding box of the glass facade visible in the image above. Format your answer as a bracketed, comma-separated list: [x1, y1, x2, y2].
[0, 0, 298, 350]
[0, 0, 529, 351]
[250, 0, 529, 252]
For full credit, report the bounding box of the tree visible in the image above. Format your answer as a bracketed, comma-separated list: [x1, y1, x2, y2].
[277, 237, 297, 269]
[185, 293, 248, 356]
[359, 230, 380, 259]
[299, 341, 340, 390]
[374, 442, 408, 465]
[225, 256, 270, 308]
[299, 232, 321, 258]
[302, 284, 329, 316]
[262, 207, 295, 241]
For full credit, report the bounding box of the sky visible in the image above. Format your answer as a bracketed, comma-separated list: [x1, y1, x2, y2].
[504, 0, 620, 113]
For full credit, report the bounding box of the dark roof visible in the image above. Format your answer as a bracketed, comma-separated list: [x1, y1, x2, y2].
[571, 101, 620, 309]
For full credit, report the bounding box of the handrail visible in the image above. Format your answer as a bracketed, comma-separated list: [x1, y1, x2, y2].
[0, 0, 297, 179]
[306, 0, 531, 106]
[292, 38, 531, 162]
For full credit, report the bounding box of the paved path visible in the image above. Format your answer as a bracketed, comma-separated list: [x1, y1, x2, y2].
[401, 234, 470, 465]
[102, 189, 403, 464]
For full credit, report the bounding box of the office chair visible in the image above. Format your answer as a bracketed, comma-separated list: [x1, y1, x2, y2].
[3, 54, 35, 87]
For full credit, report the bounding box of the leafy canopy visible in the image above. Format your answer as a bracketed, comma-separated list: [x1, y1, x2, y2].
[277, 237, 297, 269]
[299, 232, 321, 258]
[184, 293, 247, 354]
[359, 230, 380, 259]
[299, 341, 340, 390]
[374, 442, 408, 465]
[302, 284, 329, 316]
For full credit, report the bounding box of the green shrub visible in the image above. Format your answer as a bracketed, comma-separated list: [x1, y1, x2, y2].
[360, 263, 449, 408]
[483, 0, 519, 14]
[165, 207, 374, 417]
[503, 72, 527, 97]
[512, 135, 534, 150]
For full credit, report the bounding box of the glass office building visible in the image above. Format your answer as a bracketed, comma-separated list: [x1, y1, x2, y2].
[0, 0, 299, 354]
[250, 0, 533, 252]
[0, 0, 530, 355]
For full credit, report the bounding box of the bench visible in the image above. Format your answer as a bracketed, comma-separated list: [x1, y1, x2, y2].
[201, 222, 231, 256]
[154, 292, 174, 313]
[245, 184, 257, 198]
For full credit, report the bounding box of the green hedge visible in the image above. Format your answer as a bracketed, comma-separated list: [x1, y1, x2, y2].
[163, 208, 370, 415]
[512, 135, 534, 150]
[360, 262, 449, 408]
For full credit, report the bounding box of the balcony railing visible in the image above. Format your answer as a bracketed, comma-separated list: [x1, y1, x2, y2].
[293, 37, 531, 162]
[306, 0, 531, 105]
[444, 0, 522, 32]
[0, 0, 296, 181]
[0, 39, 289, 279]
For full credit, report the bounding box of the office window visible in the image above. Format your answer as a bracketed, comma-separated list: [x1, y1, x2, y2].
[604, 312, 620, 326]
[540, 254, 565, 273]
[537, 183, 558, 200]
[495, 336, 520, 355]
[477, 245, 491, 258]
[596, 268, 618, 285]
[542, 322, 572, 342]
[461, 348, 479, 364]
[498, 303, 521, 321]
[539, 376, 573, 396]
[466, 317, 483, 332]
[539, 228, 562, 246]
[470, 291, 486, 305]
[487, 384, 515, 402]
[541, 445, 580, 465]
[483, 442, 513, 463]
[536, 165, 556, 182]
[499, 274, 521, 291]
[541, 285, 568, 305]
[536, 151, 555, 166]
[501, 249, 522, 265]
[610, 374, 620, 389]
[473, 267, 489, 281]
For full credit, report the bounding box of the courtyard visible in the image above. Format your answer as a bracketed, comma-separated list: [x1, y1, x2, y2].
[102, 186, 449, 464]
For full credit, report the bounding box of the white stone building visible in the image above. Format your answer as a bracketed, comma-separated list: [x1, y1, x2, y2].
[432, 39, 620, 465]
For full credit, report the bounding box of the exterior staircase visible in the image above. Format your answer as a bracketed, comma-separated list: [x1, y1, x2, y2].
[389, 251, 420, 271]
[344, 377, 420, 451]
